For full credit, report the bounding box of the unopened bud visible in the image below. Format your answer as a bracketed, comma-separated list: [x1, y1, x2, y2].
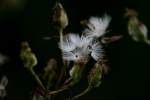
[52, 2, 68, 30]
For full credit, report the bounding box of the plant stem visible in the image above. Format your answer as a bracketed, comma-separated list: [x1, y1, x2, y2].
[70, 87, 91, 100]
[48, 82, 74, 95]
[48, 87, 67, 95]
[29, 68, 46, 91]
[59, 29, 63, 50]
[54, 29, 67, 89]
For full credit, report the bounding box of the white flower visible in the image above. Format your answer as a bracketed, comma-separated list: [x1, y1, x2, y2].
[59, 34, 76, 52]
[67, 33, 81, 46]
[59, 33, 93, 52]
[68, 33, 93, 48]
[60, 33, 104, 62]
[84, 14, 111, 38]
[0, 76, 8, 98]
[80, 35, 93, 47]
[62, 48, 89, 62]
[89, 41, 104, 61]
[67, 33, 83, 48]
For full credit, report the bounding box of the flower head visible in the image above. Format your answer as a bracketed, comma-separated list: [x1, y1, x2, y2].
[59, 33, 93, 51]
[59, 34, 76, 52]
[67, 33, 93, 48]
[80, 35, 93, 47]
[66, 33, 81, 48]
[62, 48, 89, 62]
[60, 33, 104, 62]
[84, 14, 111, 38]
[89, 41, 104, 61]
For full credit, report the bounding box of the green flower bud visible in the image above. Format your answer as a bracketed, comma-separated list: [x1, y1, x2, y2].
[52, 2, 68, 30]
[20, 42, 37, 69]
[124, 8, 150, 45]
[69, 62, 85, 84]
[88, 63, 103, 88]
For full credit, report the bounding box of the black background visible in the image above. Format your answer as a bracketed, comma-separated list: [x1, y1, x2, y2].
[0, 0, 150, 100]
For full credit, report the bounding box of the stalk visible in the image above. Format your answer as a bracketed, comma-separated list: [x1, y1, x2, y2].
[70, 87, 91, 100]
[29, 68, 46, 91]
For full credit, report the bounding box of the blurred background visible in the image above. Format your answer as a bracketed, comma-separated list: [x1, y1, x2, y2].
[0, 0, 150, 100]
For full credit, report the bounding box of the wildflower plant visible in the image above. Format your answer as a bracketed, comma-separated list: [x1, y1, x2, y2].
[83, 14, 111, 38]
[20, 2, 123, 100]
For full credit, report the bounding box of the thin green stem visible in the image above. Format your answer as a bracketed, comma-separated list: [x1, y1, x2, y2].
[48, 87, 67, 95]
[54, 29, 67, 89]
[59, 29, 63, 49]
[29, 68, 46, 91]
[48, 82, 74, 95]
[70, 87, 91, 100]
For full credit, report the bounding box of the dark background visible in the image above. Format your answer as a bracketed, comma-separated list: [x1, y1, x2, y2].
[0, 0, 150, 100]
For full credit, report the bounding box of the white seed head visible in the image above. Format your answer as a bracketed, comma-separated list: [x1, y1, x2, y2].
[59, 34, 76, 52]
[62, 48, 89, 62]
[84, 14, 111, 38]
[59, 33, 93, 52]
[90, 41, 104, 61]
